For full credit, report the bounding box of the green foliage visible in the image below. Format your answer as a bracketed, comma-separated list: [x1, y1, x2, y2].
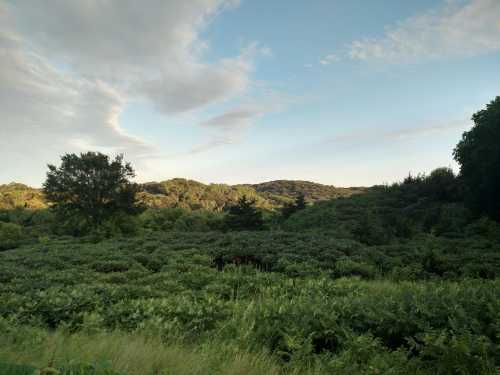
[333, 259, 378, 279]
[454, 96, 500, 220]
[0, 222, 23, 250]
[283, 167, 468, 243]
[0, 183, 46, 210]
[224, 196, 264, 231]
[281, 194, 307, 220]
[252, 179, 363, 204]
[43, 152, 140, 233]
[172, 210, 224, 232]
[139, 208, 186, 231]
[0, 362, 36, 375]
[139, 208, 224, 232]
[409, 330, 497, 374]
[1, 178, 360, 216]
[0, 231, 500, 373]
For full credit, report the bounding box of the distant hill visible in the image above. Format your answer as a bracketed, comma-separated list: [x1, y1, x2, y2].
[248, 180, 364, 206]
[0, 183, 46, 210]
[138, 179, 364, 211]
[0, 179, 363, 211]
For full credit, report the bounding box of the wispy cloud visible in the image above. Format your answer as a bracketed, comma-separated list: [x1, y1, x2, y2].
[325, 121, 470, 145]
[348, 0, 500, 63]
[190, 92, 293, 154]
[201, 107, 266, 129]
[319, 54, 340, 65]
[187, 136, 235, 155]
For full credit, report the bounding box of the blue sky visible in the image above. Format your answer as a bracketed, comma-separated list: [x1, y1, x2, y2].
[1, 0, 500, 186]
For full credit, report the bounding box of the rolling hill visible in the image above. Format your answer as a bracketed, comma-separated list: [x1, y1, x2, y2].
[0, 179, 363, 211]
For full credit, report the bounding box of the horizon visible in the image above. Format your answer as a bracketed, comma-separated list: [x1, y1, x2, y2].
[2, 176, 368, 190]
[1, 0, 500, 187]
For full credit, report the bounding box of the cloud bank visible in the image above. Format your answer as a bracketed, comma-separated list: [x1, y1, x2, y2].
[0, 0, 266, 184]
[349, 0, 500, 63]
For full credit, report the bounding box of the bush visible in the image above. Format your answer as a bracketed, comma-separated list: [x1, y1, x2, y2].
[92, 260, 131, 273]
[173, 211, 225, 232]
[0, 222, 23, 250]
[334, 259, 378, 279]
[139, 207, 186, 231]
[94, 213, 141, 239]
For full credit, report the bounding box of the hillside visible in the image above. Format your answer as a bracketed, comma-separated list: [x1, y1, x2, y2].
[1, 179, 362, 211]
[249, 180, 364, 206]
[0, 183, 46, 210]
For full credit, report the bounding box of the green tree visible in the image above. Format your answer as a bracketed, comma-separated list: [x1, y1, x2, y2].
[453, 97, 500, 220]
[43, 152, 139, 231]
[224, 195, 264, 231]
[423, 167, 461, 202]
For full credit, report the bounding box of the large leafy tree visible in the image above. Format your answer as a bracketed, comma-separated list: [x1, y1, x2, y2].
[43, 152, 139, 226]
[453, 97, 500, 220]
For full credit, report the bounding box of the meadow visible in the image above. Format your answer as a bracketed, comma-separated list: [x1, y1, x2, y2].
[1, 230, 500, 374]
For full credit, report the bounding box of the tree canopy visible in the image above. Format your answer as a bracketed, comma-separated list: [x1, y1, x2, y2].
[224, 195, 264, 231]
[282, 194, 307, 219]
[454, 96, 500, 220]
[43, 152, 139, 226]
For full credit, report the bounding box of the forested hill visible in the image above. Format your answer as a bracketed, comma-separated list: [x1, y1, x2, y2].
[134, 178, 363, 211]
[0, 183, 46, 210]
[244, 180, 364, 206]
[0, 179, 363, 211]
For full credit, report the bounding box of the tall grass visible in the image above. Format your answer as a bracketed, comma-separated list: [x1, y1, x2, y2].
[0, 328, 326, 375]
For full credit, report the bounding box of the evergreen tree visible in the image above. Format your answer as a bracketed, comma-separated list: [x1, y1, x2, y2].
[282, 194, 307, 220]
[224, 195, 264, 230]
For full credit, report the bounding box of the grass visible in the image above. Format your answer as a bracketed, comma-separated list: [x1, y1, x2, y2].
[0, 329, 327, 375]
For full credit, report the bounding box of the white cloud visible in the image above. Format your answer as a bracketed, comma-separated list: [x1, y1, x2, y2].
[5, 1, 227, 77]
[4, 0, 257, 114]
[0, 0, 274, 184]
[140, 55, 252, 114]
[0, 29, 154, 184]
[319, 54, 340, 65]
[349, 0, 500, 63]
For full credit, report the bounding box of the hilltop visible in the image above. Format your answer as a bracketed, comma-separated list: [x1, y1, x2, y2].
[0, 179, 363, 211]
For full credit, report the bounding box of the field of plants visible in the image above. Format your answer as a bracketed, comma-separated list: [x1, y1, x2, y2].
[1, 231, 500, 374]
[2, 98, 500, 374]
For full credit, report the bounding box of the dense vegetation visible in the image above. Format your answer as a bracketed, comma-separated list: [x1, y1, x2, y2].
[1, 179, 360, 213]
[2, 232, 500, 374]
[0, 183, 46, 210]
[1, 97, 500, 374]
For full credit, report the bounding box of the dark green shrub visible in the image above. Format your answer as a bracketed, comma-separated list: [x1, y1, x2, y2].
[0, 222, 23, 250]
[139, 208, 186, 231]
[334, 259, 378, 279]
[91, 260, 130, 273]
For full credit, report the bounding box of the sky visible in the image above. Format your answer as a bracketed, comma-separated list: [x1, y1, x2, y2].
[1, 0, 499, 187]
